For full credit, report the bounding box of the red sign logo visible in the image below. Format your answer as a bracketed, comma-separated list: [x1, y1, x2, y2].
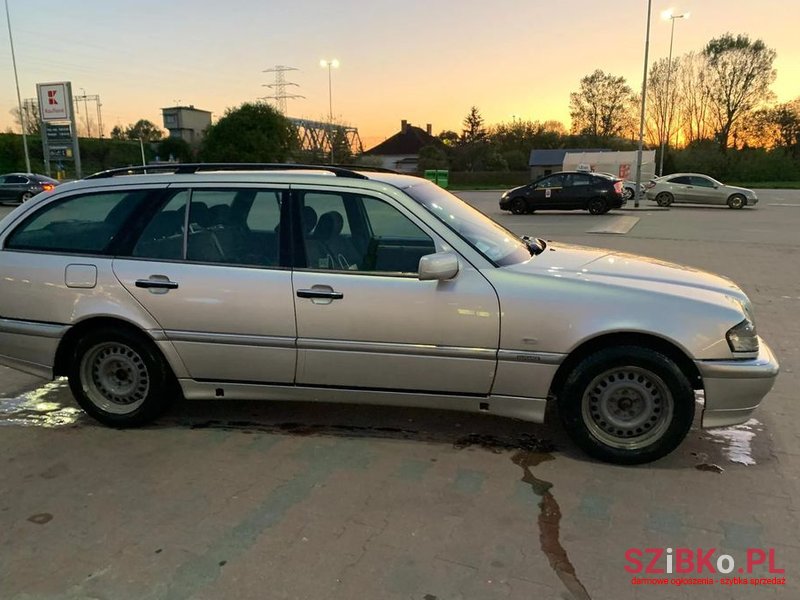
[47, 90, 58, 105]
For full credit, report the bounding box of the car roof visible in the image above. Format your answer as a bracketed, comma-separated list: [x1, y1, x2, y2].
[50, 167, 429, 195]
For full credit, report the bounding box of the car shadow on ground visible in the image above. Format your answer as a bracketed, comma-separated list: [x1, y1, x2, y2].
[1, 379, 771, 472]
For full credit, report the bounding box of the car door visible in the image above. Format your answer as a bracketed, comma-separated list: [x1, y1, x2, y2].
[689, 176, 725, 205]
[290, 186, 500, 394]
[112, 184, 297, 384]
[565, 173, 594, 208]
[0, 176, 9, 202]
[665, 175, 692, 203]
[531, 174, 566, 209]
[1, 175, 27, 202]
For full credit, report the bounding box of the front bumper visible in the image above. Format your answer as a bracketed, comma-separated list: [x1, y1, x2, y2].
[696, 338, 779, 428]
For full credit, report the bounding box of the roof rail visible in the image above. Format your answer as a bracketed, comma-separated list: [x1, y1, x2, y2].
[84, 163, 387, 180]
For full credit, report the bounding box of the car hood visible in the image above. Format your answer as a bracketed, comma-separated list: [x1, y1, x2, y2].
[509, 242, 745, 300]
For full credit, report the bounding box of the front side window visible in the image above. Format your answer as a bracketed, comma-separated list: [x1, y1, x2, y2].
[405, 180, 530, 266]
[298, 191, 435, 274]
[5, 190, 151, 254]
[537, 174, 565, 189]
[691, 176, 716, 188]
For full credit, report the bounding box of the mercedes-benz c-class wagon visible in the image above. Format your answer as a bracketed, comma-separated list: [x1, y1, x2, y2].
[0, 164, 779, 464]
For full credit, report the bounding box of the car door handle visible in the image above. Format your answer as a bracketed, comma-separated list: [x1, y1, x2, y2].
[296, 288, 344, 300]
[135, 278, 179, 290]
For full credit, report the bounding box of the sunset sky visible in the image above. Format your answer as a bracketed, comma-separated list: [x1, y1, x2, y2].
[1, 0, 798, 149]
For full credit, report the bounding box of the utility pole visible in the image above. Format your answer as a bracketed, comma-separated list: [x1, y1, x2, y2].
[261, 65, 304, 115]
[5, 0, 30, 172]
[658, 11, 689, 176]
[634, 0, 652, 208]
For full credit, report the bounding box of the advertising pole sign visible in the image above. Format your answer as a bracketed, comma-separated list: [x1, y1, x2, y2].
[36, 81, 82, 178]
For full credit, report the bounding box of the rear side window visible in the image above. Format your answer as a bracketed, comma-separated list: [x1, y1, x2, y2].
[5, 190, 151, 255]
[667, 176, 691, 185]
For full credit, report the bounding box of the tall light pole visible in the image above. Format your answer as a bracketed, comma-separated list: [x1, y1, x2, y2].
[658, 9, 689, 176]
[633, 0, 653, 208]
[320, 58, 339, 163]
[4, 0, 31, 173]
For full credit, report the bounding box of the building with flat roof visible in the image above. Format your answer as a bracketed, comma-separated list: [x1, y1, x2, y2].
[161, 105, 212, 147]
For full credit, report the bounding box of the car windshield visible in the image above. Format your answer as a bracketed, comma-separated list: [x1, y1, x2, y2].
[405, 180, 531, 266]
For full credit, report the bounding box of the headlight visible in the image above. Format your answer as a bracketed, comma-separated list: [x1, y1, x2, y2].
[501, 191, 509, 199]
[726, 317, 758, 352]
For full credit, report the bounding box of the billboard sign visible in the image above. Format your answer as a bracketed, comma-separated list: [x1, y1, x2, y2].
[37, 82, 72, 121]
[45, 123, 72, 143]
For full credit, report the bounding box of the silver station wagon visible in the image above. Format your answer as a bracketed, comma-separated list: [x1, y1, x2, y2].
[0, 164, 779, 464]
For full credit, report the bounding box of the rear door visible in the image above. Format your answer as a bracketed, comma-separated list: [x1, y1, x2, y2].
[665, 175, 693, 203]
[290, 186, 500, 394]
[112, 184, 297, 384]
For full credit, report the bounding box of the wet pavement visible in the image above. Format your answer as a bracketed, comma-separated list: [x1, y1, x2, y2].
[1, 194, 799, 599]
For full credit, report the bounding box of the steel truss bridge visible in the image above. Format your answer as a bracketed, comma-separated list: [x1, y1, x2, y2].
[289, 118, 363, 156]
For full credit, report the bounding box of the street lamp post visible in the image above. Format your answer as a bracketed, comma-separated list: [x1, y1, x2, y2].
[319, 58, 339, 163]
[4, 0, 31, 173]
[633, 0, 653, 208]
[658, 10, 689, 177]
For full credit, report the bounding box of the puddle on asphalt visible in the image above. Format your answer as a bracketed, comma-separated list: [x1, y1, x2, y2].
[703, 418, 762, 466]
[512, 450, 591, 600]
[0, 380, 83, 427]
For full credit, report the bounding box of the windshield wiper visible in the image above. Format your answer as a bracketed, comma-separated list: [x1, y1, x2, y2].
[521, 235, 546, 256]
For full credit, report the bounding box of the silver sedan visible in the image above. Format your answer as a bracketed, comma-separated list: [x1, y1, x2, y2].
[646, 173, 758, 209]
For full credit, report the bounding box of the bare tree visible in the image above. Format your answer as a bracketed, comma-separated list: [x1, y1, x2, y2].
[676, 52, 712, 144]
[569, 70, 636, 138]
[703, 33, 777, 150]
[645, 58, 680, 147]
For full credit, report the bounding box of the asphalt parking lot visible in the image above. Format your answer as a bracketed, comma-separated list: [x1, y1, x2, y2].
[1, 191, 799, 600]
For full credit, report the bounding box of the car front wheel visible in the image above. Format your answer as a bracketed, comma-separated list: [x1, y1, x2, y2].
[727, 194, 745, 209]
[558, 346, 695, 464]
[510, 197, 527, 215]
[68, 327, 175, 427]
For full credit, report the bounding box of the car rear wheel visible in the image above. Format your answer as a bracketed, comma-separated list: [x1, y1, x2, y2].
[19, 191, 34, 203]
[68, 327, 175, 427]
[655, 192, 673, 207]
[622, 187, 634, 201]
[558, 346, 695, 464]
[510, 197, 527, 215]
[588, 198, 607, 215]
[727, 194, 745, 209]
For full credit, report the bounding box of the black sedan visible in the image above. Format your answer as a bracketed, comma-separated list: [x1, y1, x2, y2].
[500, 171, 625, 215]
[0, 173, 59, 204]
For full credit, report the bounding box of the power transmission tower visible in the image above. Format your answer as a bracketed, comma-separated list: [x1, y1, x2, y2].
[261, 65, 304, 115]
[72, 92, 104, 138]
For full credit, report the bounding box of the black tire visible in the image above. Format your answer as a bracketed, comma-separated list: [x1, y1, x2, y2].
[588, 198, 607, 215]
[558, 345, 695, 464]
[68, 327, 175, 427]
[727, 194, 745, 209]
[510, 197, 527, 215]
[655, 192, 673, 207]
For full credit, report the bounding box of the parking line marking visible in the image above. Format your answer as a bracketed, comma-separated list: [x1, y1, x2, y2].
[585, 216, 640, 235]
[768, 203, 800, 207]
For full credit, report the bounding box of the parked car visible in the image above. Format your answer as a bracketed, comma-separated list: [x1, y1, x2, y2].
[598, 173, 645, 202]
[0, 164, 778, 464]
[646, 173, 758, 209]
[500, 171, 625, 215]
[0, 173, 59, 204]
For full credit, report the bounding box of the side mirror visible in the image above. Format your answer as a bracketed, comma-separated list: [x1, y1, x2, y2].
[419, 251, 459, 281]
